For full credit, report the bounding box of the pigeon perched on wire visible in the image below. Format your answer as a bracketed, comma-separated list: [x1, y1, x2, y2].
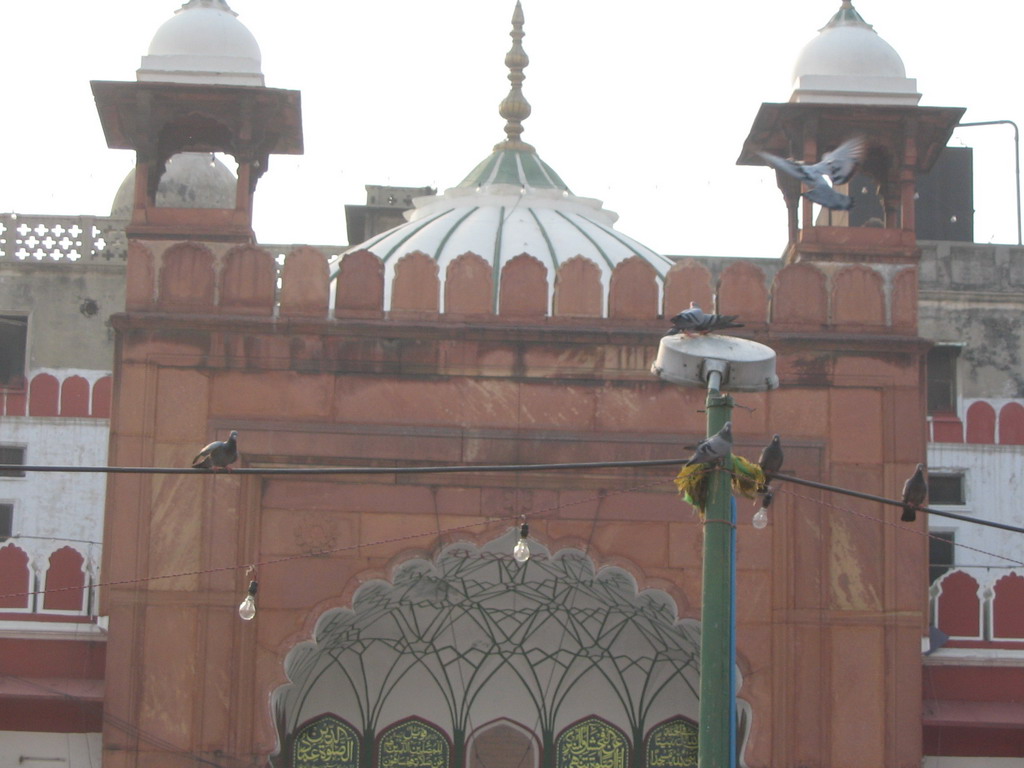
[901, 463, 927, 522]
[757, 434, 784, 493]
[666, 302, 744, 336]
[757, 136, 866, 211]
[683, 422, 733, 467]
[192, 430, 239, 471]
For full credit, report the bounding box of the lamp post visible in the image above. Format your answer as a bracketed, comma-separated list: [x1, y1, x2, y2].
[652, 333, 778, 768]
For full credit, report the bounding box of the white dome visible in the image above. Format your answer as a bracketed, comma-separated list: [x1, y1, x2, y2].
[790, 2, 919, 106]
[138, 0, 264, 86]
[336, 147, 674, 316]
[794, 24, 906, 80]
[110, 153, 237, 218]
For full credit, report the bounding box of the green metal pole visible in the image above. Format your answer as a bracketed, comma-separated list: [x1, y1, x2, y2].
[698, 387, 735, 768]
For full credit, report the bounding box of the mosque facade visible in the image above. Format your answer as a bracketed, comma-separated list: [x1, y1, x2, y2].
[1, 1, 1022, 767]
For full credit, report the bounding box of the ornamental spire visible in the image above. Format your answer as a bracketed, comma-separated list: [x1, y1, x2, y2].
[824, 0, 871, 29]
[495, 2, 534, 152]
[178, 0, 237, 16]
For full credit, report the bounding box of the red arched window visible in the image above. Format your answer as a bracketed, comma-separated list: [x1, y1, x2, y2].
[91, 375, 113, 418]
[965, 401, 996, 444]
[28, 373, 59, 417]
[42, 546, 86, 612]
[992, 572, 1024, 640]
[934, 569, 982, 639]
[998, 403, 1024, 445]
[0, 545, 31, 609]
[60, 375, 90, 417]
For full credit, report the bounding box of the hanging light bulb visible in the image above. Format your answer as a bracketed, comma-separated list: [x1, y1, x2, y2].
[753, 490, 773, 530]
[238, 579, 258, 621]
[752, 506, 769, 529]
[513, 521, 531, 563]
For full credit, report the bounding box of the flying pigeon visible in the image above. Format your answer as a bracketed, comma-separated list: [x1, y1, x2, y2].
[900, 463, 927, 522]
[757, 136, 866, 211]
[192, 430, 238, 471]
[666, 302, 744, 335]
[684, 422, 733, 467]
[757, 434, 784, 491]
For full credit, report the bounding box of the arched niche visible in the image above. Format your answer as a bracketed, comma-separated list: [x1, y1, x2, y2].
[555, 717, 628, 768]
[643, 716, 698, 768]
[270, 531, 713, 768]
[467, 719, 538, 768]
[378, 718, 450, 768]
[290, 715, 360, 768]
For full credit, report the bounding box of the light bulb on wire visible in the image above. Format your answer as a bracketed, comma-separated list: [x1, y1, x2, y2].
[753, 490, 773, 530]
[238, 579, 258, 621]
[513, 521, 531, 563]
[752, 506, 768, 529]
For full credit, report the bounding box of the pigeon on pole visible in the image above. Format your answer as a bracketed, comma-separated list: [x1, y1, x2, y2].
[901, 463, 927, 522]
[758, 136, 866, 211]
[192, 430, 239, 471]
[666, 302, 744, 336]
[684, 422, 733, 467]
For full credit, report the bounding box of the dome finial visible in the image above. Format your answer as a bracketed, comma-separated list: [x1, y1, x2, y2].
[178, 0, 237, 15]
[825, 0, 870, 29]
[495, 1, 534, 152]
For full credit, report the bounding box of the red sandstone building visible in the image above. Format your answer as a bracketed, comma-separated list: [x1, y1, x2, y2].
[3, 1, 1023, 766]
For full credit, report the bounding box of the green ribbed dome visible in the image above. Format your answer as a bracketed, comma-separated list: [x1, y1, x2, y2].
[457, 146, 571, 192]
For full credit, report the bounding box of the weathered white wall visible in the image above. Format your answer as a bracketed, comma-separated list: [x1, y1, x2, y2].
[0, 730, 102, 766]
[927, 442, 1024, 570]
[0, 415, 108, 580]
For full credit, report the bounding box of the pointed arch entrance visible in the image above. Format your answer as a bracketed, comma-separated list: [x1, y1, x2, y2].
[272, 531, 706, 768]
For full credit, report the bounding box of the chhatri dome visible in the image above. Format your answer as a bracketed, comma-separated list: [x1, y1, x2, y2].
[110, 154, 237, 218]
[137, 0, 264, 87]
[339, 2, 673, 315]
[790, 0, 920, 105]
[112, 0, 258, 215]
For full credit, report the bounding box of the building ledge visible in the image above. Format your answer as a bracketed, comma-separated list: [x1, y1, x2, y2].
[924, 699, 1024, 728]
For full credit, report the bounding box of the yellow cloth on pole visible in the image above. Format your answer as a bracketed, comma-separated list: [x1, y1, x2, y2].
[675, 454, 765, 514]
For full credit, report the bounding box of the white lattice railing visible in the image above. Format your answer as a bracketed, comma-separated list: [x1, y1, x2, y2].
[0, 215, 350, 267]
[0, 213, 127, 262]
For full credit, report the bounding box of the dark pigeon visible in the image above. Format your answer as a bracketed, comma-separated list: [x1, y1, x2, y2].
[901, 463, 927, 522]
[684, 422, 733, 467]
[192, 431, 238, 471]
[758, 136, 866, 211]
[667, 302, 744, 335]
[757, 434, 784, 491]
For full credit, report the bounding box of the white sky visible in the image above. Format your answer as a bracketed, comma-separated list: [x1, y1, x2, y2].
[2, 1, 1022, 258]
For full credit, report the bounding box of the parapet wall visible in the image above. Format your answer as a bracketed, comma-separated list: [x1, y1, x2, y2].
[126, 241, 919, 333]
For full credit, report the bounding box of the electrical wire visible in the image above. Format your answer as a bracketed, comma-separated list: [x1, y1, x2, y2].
[771, 471, 1024, 535]
[0, 477, 670, 602]
[0, 458, 688, 476]
[773, 484, 1024, 568]
[4, 463, 1023, 602]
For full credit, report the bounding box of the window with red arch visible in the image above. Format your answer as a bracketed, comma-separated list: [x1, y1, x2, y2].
[998, 402, 1024, 445]
[992, 572, 1024, 640]
[42, 546, 86, 612]
[965, 401, 996, 444]
[0, 544, 31, 610]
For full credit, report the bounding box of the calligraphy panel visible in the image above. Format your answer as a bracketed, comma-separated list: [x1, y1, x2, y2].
[555, 718, 628, 768]
[379, 719, 450, 768]
[293, 716, 360, 768]
[645, 718, 698, 768]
